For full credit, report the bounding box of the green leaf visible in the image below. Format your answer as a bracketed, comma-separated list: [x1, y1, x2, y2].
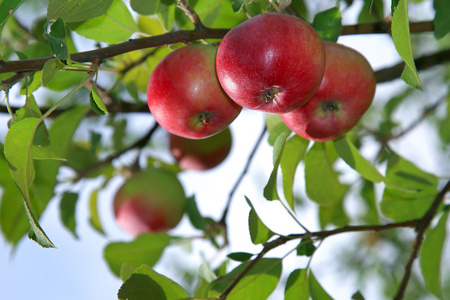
[32, 144, 66, 160]
[205, 258, 282, 299]
[391, 0, 423, 90]
[285, 269, 309, 300]
[281, 135, 309, 209]
[318, 197, 349, 228]
[104, 233, 172, 277]
[264, 131, 288, 201]
[186, 195, 206, 231]
[0, 144, 29, 247]
[88, 189, 105, 235]
[296, 238, 316, 257]
[89, 82, 109, 115]
[265, 113, 291, 146]
[69, 0, 138, 44]
[227, 252, 254, 262]
[333, 136, 384, 183]
[434, 0, 450, 39]
[309, 270, 333, 300]
[352, 290, 366, 300]
[11, 94, 50, 146]
[245, 196, 275, 245]
[380, 153, 438, 222]
[41, 58, 65, 87]
[59, 192, 78, 238]
[47, 0, 113, 22]
[358, 0, 384, 24]
[420, 210, 449, 299]
[304, 142, 349, 206]
[43, 18, 69, 59]
[0, 0, 24, 39]
[118, 265, 189, 300]
[199, 261, 218, 283]
[4, 117, 55, 248]
[312, 7, 342, 42]
[130, 0, 173, 15]
[230, 0, 245, 12]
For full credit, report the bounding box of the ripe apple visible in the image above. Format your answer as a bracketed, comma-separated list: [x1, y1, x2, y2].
[113, 168, 186, 236]
[147, 44, 242, 139]
[169, 126, 232, 171]
[216, 13, 325, 114]
[280, 41, 376, 141]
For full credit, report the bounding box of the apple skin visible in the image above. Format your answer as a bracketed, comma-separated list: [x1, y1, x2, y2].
[216, 13, 325, 114]
[113, 168, 186, 236]
[280, 41, 376, 141]
[147, 44, 242, 139]
[169, 126, 232, 171]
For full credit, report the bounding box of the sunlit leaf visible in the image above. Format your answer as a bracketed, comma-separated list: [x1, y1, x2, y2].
[0, 0, 24, 39]
[264, 131, 288, 201]
[47, 0, 113, 22]
[0, 144, 29, 247]
[333, 136, 384, 183]
[70, 0, 138, 44]
[88, 189, 105, 235]
[281, 135, 309, 209]
[104, 233, 172, 277]
[285, 269, 309, 300]
[312, 7, 342, 42]
[118, 265, 189, 300]
[309, 270, 333, 300]
[304, 142, 349, 206]
[245, 196, 275, 245]
[4, 117, 55, 248]
[420, 210, 449, 299]
[205, 258, 282, 299]
[391, 0, 423, 90]
[380, 153, 438, 222]
[130, 0, 173, 15]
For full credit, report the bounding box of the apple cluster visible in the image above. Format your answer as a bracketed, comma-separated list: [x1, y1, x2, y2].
[147, 12, 375, 144]
[114, 12, 377, 236]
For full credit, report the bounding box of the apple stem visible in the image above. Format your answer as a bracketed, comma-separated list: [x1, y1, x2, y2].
[260, 86, 280, 103]
[321, 101, 340, 112]
[197, 111, 211, 125]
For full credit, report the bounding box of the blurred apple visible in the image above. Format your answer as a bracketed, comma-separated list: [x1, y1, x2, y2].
[113, 168, 186, 236]
[169, 127, 232, 171]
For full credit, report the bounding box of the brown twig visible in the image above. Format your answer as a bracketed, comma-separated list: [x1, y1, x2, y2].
[176, 0, 205, 30]
[73, 121, 160, 181]
[219, 219, 419, 299]
[394, 179, 450, 300]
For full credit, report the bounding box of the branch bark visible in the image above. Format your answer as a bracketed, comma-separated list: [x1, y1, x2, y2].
[0, 21, 436, 75]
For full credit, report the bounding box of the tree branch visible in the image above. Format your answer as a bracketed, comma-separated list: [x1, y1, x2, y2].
[394, 179, 450, 300]
[0, 20, 436, 75]
[72, 121, 160, 181]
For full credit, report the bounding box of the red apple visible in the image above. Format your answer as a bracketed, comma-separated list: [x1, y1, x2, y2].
[280, 41, 376, 141]
[216, 13, 325, 114]
[169, 126, 232, 171]
[147, 44, 242, 139]
[113, 168, 186, 236]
